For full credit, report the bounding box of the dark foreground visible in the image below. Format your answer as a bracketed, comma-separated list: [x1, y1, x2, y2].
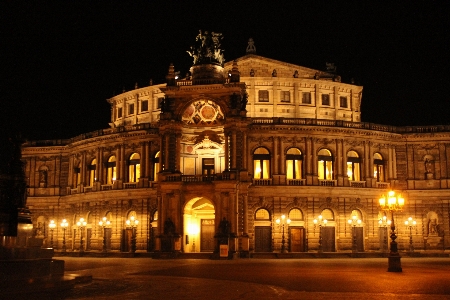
[27, 257, 450, 299]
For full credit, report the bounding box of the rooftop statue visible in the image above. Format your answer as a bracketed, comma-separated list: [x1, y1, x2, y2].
[187, 30, 225, 66]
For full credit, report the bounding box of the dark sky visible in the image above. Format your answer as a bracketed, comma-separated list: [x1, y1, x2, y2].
[2, 1, 450, 141]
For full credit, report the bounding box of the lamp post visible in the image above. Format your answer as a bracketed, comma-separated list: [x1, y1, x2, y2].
[347, 215, 362, 253]
[313, 215, 328, 253]
[126, 216, 139, 253]
[48, 220, 56, 248]
[275, 214, 291, 253]
[60, 219, 68, 253]
[379, 190, 405, 272]
[76, 217, 87, 253]
[405, 217, 417, 253]
[378, 216, 391, 253]
[99, 217, 111, 253]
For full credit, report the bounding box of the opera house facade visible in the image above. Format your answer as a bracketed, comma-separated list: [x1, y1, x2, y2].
[21, 33, 450, 256]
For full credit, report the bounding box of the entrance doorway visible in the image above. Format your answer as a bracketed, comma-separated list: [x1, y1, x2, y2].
[255, 226, 272, 252]
[184, 197, 215, 253]
[322, 227, 336, 252]
[289, 227, 306, 252]
[200, 219, 215, 251]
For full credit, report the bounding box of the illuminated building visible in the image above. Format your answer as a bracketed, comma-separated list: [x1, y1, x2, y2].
[22, 32, 449, 255]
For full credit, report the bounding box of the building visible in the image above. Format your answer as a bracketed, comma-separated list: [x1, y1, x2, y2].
[22, 32, 450, 256]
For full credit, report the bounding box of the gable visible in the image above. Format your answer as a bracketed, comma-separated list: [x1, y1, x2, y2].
[223, 54, 330, 79]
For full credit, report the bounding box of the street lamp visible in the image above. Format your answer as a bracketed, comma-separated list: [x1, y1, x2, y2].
[378, 216, 391, 253]
[60, 219, 68, 253]
[405, 217, 417, 253]
[275, 214, 291, 253]
[347, 215, 362, 253]
[126, 216, 139, 253]
[313, 215, 328, 253]
[76, 217, 87, 253]
[99, 217, 111, 253]
[379, 190, 405, 272]
[48, 220, 56, 248]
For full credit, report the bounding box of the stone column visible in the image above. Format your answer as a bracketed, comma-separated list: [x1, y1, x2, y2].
[274, 136, 279, 174]
[231, 130, 237, 169]
[224, 132, 230, 170]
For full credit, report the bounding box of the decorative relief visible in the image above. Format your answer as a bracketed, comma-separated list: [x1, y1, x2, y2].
[182, 100, 224, 125]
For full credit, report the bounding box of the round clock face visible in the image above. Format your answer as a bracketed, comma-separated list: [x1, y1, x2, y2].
[182, 100, 224, 125]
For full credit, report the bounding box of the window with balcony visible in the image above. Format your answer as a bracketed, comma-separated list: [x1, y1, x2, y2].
[318, 149, 333, 180]
[128, 153, 141, 182]
[373, 153, 385, 182]
[347, 150, 361, 181]
[286, 148, 303, 179]
[88, 159, 96, 186]
[253, 147, 271, 179]
[106, 156, 117, 184]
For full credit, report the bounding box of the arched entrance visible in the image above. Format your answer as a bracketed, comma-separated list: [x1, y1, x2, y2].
[183, 197, 215, 252]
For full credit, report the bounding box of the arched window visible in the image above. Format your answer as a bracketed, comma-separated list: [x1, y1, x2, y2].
[350, 209, 363, 221]
[128, 153, 141, 182]
[347, 151, 361, 181]
[253, 147, 271, 179]
[255, 208, 270, 220]
[286, 148, 303, 179]
[153, 210, 158, 222]
[318, 149, 333, 180]
[106, 156, 116, 185]
[153, 151, 160, 181]
[373, 153, 385, 182]
[73, 163, 81, 187]
[88, 159, 96, 186]
[289, 208, 303, 220]
[321, 208, 334, 221]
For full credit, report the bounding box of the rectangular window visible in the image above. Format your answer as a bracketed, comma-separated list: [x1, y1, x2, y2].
[280, 91, 290, 102]
[340, 96, 347, 108]
[129, 104, 134, 115]
[302, 92, 311, 104]
[258, 90, 269, 102]
[141, 100, 148, 112]
[118, 107, 123, 118]
[322, 94, 330, 106]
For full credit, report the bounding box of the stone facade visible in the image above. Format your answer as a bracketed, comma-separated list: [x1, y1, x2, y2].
[21, 38, 450, 255]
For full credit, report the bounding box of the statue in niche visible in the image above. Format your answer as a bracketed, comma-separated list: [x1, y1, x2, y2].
[39, 169, 47, 188]
[425, 158, 432, 173]
[428, 218, 438, 235]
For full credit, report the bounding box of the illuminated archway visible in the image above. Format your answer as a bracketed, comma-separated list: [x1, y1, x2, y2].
[183, 197, 215, 253]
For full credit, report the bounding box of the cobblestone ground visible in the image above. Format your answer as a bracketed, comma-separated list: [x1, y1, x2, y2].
[32, 257, 450, 300]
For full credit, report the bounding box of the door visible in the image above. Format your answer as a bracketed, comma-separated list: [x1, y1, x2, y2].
[355, 227, 364, 252]
[86, 228, 92, 251]
[105, 228, 112, 251]
[379, 227, 388, 252]
[200, 219, 215, 252]
[202, 158, 215, 181]
[322, 226, 335, 252]
[290, 227, 305, 252]
[255, 226, 272, 252]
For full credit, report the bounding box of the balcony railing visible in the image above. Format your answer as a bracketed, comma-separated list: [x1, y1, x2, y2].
[124, 182, 138, 189]
[252, 178, 273, 186]
[101, 184, 113, 191]
[376, 182, 390, 189]
[350, 181, 366, 188]
[287, 179, 306, 186]
[319, 180, 337, 186]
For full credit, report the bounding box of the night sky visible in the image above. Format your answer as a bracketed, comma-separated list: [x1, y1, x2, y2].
[2, 2, 450, 141]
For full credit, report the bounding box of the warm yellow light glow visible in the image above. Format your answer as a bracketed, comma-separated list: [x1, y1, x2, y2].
[379, 195, 386, 207]
[60, 219, 68, 228]
[49, 220, 56, 229]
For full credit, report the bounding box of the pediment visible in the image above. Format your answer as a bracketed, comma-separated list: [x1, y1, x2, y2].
[223, 54, 330, 79]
